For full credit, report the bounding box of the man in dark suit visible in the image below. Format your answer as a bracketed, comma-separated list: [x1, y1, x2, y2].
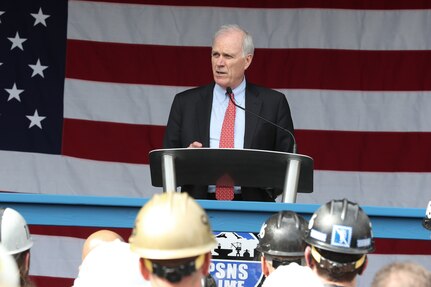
[163, 24, 294, 201]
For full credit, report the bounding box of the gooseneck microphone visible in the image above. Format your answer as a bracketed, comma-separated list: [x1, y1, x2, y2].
[226, 87, 297, 154]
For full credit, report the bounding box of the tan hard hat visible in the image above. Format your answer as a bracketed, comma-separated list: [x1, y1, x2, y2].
[129, 192, 216, 260]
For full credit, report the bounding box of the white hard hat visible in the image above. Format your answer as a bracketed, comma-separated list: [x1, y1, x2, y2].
[0, 208, 33, 255]
[0, 243, 20, 287]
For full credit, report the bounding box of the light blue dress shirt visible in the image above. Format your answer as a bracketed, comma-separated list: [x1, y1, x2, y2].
[209, 80, 246, 149]
[208, 79, 246, 194]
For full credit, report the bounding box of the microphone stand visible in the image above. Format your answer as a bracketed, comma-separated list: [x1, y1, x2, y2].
[225, 87, 302, 203]
[225, 87, 297, 154]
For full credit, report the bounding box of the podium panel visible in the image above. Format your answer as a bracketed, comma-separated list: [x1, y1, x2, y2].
[149, 148, 313, 202]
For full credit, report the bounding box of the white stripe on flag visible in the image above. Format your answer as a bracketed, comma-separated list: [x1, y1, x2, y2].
[0, 150, 159, 197]
[285, 89, 431, 132]
[64, 79, 183, 125]
[30, 235, 83, 278]
[68, 1, 431, 50]
[297, 171, 431, 208]
[64, 79, 431, 132]
[0, 150, 429, 208]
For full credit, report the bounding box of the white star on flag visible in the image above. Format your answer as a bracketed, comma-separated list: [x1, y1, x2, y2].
[26, 110, 46, 129]
[8, 32, 27, 51]
[31, 8, 50, 27]
[5, 83, 24, 102]
[0, 11, 4, 23]
[29, 59, 48, 78]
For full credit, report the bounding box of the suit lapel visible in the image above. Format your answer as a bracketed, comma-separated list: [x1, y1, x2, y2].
[196, 84, 215, 147]
[244, 84, 262, 149]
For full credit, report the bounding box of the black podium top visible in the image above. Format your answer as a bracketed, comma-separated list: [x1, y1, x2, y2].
[149, 148, 313, 193]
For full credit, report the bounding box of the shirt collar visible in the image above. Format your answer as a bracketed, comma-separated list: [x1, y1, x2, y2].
[214, 78, 246, 102]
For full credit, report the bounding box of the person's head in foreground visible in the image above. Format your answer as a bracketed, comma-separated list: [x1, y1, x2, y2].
[81, 229, 125, 261]
[0, 243, 20, 287]
[129, 192, 217, 287]
[256, 210, 308, 277]
[0, 208, 34, 287]
[73, 229, 148, 287]
[371, 261, 431, 287]
[304, 199, 375, 287]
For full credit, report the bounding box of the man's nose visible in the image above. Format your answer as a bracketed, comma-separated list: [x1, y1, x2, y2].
[216, 57, 225, 66]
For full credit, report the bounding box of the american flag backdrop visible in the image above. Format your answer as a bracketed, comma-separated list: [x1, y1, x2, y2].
[0, 0, 430, 286]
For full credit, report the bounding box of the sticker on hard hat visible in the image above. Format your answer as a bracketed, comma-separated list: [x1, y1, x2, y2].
[257, 223, 266, 239]
[310, 229, 327, 242]
[331, 225, 352, 248]
[357, 238, 372, 248]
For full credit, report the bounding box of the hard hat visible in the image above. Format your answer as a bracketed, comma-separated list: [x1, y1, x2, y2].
[305, 199, 374, 255]
[0, 208, 33, 255]
[129, 192, 217, 260]
[0, 244, 20, 287]
[256, 211, 308, 257]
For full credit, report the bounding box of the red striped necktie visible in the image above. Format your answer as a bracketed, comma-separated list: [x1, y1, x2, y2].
[216, 92, 236, 200]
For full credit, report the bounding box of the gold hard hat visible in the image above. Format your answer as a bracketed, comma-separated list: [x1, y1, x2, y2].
[129, 192, 217, 260]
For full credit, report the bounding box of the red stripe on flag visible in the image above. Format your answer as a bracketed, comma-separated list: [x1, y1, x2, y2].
[66, 40, 431, 91]
[30, 225, 431, 255]
[62, 119, 164, 164]
[76, 0, 431, 10]
[61, 119, 431, 172]
[30, 225, 133, 240]
[297, 130, 431, 172]
[251, 49, 431, 90]
[31, 276, 73, 287]
[66, 40, 213, 87]
[374, 238, 431, 255]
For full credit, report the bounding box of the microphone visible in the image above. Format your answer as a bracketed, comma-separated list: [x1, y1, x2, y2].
[226, 87, 297, 154]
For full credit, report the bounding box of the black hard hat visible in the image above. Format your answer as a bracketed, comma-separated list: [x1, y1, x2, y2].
[256, 211, 308, 257]
[305, 199, 375, 255]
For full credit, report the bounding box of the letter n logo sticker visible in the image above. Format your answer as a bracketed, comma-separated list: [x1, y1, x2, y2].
[331, 225, 352, 248]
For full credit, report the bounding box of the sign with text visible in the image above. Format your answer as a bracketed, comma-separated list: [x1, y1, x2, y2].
[210, 232, 264, 287]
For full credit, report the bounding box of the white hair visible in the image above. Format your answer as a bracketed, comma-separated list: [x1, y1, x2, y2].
[213, 24, 254, 56]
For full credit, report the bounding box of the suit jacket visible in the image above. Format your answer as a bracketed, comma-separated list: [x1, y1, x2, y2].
[163, 82, 295, 201]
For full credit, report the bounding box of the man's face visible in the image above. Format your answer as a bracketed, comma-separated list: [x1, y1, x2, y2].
[211, 30, 253, 90]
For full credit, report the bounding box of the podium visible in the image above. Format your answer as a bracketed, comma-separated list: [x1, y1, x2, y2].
[149, 148, 313, 203]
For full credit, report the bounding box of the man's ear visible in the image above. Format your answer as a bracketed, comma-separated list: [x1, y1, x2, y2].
[260, 256, 270, 277]
[139, 258, 151, 280]
[358, 256, 368, 275]
[201, 252, 212, 276]
[244, 54, 253, 70]
[304, 246, 313, 268]
[24, 251, 31, 274]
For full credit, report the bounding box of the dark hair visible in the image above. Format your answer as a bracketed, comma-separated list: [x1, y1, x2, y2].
[12, 250, 36, 287]
[310, 248, 365, 283]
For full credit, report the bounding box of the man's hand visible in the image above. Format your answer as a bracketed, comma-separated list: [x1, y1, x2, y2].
[188, 141, 203, 148]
